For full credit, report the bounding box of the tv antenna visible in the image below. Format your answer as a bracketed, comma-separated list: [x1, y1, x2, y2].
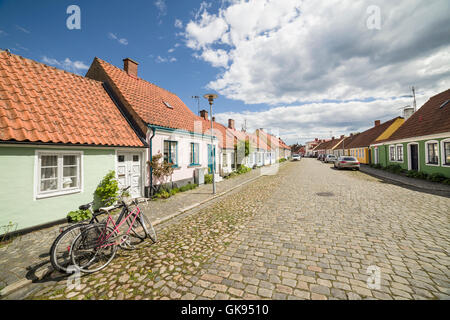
[191, 96, 200, 116]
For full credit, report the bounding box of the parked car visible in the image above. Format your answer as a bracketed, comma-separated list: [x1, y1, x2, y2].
[324, 154, 337, 163]
[292, 154, 301, 161]
[334, 156, 360, 170]
[317, 154, 324, 161]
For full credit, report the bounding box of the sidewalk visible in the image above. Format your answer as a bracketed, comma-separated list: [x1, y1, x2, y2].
[0, 164, 278, 296]
[360, 164, 450, 194]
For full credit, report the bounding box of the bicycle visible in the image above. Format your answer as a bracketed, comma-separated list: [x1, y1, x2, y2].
[69, 187, 157, 273]
[49, 202, 108, 274]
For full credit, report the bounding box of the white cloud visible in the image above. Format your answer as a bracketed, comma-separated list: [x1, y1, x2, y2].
[155, 56, 177, 63]
[174, 19, 183, 29]
[108, 33, 128, 45]
[168, 48, 175, 53]
[15, 25, 30, 34]
[0, 30, 7, 36]
[42, 56, 89, 74]
[184, 0, 450, 105]
[215, 94, 431, 145]
[155, 0, 167, 17]
[184, 0, 450, 143]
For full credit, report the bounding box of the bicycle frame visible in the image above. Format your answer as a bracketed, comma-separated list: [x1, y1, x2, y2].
[94, 202, 142, 249]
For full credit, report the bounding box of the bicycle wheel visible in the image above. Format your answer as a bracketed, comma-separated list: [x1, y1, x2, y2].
[70, 223, 117, 273]
[50, 223, 88, 273]
[139, 212, 157, 243]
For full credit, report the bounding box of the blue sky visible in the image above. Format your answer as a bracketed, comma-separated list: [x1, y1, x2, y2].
[0, 0, 256, 115]
[0, 0, 448, 144]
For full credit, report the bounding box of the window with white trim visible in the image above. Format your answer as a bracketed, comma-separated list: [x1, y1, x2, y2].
[389, 145, 396, 161]
[425, 141, 439, 165]
[37, 151, 82, 198]
[443, 140, 450, 166]
[396, 144, 403, 162]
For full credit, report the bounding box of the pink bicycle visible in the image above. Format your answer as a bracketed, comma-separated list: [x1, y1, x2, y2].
[70, 187, 156, 273]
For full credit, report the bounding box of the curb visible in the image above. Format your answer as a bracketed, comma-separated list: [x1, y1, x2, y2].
[360, 166, 450, 193]
[0, 164, 283, 298]
[152, 174, 264, 226]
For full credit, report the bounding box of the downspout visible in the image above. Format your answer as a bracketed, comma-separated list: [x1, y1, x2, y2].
[148, 126, 156, 197]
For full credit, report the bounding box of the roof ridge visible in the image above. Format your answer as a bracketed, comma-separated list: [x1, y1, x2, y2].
[0, 51, 105, 86]
[94, 57, 181, 98]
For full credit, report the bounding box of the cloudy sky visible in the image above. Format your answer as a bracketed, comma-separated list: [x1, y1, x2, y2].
[0, 0, 449, 144]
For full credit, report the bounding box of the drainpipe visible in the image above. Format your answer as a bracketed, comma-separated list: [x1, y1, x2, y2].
[148, 126, 156, 197]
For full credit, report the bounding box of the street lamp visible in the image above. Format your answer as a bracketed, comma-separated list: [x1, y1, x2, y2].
[203, 93, 218, 194]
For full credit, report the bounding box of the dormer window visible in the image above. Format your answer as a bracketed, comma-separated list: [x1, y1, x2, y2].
[439, 99, 449, 109]
[164, 101, 173, 109]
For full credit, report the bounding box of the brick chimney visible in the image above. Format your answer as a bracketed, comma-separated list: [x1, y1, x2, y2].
[200, 110, 208, 120]
[123, 58, 138, 77]
[374, 120, 380, 127]
[228, 119, 235, 130]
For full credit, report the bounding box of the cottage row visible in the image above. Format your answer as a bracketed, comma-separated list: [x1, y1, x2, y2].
[0, 51, 291, 232]
[307, 88, 450, 178]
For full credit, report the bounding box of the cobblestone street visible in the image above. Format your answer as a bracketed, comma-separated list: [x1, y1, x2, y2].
[11, 159, 450, 300]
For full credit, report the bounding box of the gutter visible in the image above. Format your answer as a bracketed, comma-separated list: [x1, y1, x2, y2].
[147, 126, 156, 197]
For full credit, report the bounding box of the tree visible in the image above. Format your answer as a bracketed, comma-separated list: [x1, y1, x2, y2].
[234, 138, 251, 167]
[147, 153, 175, 194]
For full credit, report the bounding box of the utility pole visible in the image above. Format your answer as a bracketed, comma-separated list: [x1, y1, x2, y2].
[204, 94, 218, 194]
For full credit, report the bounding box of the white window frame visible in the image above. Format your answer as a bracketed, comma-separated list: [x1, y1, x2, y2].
[425, 140, 440, 166]
[34, 150, 83, 200]
[389, 145, 396, 162]
[441, 138, 450, 167]
[392, 144, 404, 163]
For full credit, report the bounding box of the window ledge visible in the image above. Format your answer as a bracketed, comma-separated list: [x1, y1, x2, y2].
[188, 164, 201, 168]
[425, 163, 440, 167]
[36, 189, 81, 200]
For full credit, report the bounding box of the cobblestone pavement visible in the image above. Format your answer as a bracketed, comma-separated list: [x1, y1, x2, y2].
[0, 166, 264, 291]
[11, 159, 450, 300]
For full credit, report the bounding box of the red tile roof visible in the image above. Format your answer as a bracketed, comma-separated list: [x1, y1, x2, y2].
[379, 89, 450, 142]
[334, 133, 361, 150]
[86, 58, 199, 133]
[0, 51, 144, 147]
[346, 117, 402, 148]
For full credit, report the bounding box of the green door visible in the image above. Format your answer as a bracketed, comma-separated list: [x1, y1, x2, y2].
[208, 144, 216, 174]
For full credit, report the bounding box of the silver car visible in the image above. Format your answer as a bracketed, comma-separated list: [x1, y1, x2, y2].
[292, 154, 301, 161]
[324, 154, 337, 163]
[334, 156, 360, 170]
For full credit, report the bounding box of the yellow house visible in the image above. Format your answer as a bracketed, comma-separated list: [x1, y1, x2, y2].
[346, 117, 405, 164]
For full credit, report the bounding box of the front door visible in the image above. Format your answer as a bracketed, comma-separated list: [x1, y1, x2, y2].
[208, 144, 216, 174]
[117, 152, 142, 198]
[410, 144, 419, 171]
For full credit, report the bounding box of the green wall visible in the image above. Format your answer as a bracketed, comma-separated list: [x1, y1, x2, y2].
[371, 137, 450, 178]
[0, 146, 115, 231]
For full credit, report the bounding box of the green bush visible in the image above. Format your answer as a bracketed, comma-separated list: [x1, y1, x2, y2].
[442, 179, 450, 185]
[278, 158, 287, 163]
[384, 164, 403, 174]
[67, 209, 92, 223]
[204, 174, 213, 184]
[237, 165, 251, 174]
[406, 170, 418, 178]
[155, 189, 170, 199]
[427, 173, 446, 183]
[179, 183, 198, 192]
[416, 172, 429, 180]
[95, 171, 119, 206]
